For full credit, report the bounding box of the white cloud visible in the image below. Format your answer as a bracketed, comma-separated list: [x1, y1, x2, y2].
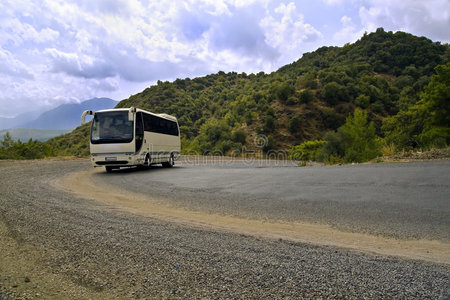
[322, 0, 343, 5]
[0, 48, 34, 79]
[333, 15, 365, 45]
[359, 0, 450, 42]
[260, 2, 322, 63]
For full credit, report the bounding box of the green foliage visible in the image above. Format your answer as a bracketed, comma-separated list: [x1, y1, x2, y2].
[383, 62, 450, 150]
[185, 118, 242, 155]
[47, 124, 91, 156]
[262, 135, 277, 153]
[321, 82, 348, 105]
[0, 132, 57, 160]
[231, 130, 247, 144]
[321, 109, 381, 163]
[264, 115, 276, 133]
[289, 114, 302, 134]
[299, 89, 314, 104]
[339, 109, 381, 162]
[275, 82, 295, 103]
[289, 140, 326, 161]
[320, 130, 347, 160]
[319, 107, 345, 130]
[354, 94, 370, 109]
[297, 72, 318, 89]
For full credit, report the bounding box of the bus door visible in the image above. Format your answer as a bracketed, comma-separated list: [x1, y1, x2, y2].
[135, 112, 144, 152]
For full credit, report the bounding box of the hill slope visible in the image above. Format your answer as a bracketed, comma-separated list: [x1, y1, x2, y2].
[48, 28, 449, 156]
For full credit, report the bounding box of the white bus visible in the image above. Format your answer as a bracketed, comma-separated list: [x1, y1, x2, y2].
[81, 107, 180, 172]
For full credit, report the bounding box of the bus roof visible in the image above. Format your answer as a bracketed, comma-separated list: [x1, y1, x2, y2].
[95, 107, 178, 122]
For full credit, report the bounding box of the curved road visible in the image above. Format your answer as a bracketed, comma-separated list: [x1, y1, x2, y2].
[0, 158, 449, 299]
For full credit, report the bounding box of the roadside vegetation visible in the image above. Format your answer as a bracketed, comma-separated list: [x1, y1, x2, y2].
[1, 28, 448, 162]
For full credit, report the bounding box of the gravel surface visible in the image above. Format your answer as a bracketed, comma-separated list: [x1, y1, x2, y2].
[0, 159, 449, 299]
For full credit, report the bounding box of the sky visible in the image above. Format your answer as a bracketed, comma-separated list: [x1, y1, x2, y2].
[0, 0, 449, 118]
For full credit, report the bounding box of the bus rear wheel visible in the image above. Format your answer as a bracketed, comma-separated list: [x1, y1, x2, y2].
[162, 154, 174, 168]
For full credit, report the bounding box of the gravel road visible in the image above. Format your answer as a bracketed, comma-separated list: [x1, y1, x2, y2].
[99, 158, 450, 241]
[0, 159, 449, 299]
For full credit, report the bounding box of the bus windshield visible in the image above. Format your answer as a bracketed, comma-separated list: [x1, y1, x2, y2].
[91, 111, 133, 144]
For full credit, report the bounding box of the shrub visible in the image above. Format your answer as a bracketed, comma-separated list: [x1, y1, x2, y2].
[289, 140, 326, 161]
[263, 135, 277, 152]
[299, 89, 314, 104]
[231, 130, 247, 144]
[264, 115, 276, 132]
[354, 94, 370, 109]
[289, 115, 302, 134]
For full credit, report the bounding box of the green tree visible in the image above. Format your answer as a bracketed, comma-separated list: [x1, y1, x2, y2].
[339, 109, 381, 162]
[321, 109, 381, 163]
[383, 62, 450, 150]
[321, 82, 348, 105]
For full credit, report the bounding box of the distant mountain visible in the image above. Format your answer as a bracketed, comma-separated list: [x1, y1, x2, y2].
[0, 109, 47, 130]
[21, 98, 117, 130]
[0, 128, 72, 142]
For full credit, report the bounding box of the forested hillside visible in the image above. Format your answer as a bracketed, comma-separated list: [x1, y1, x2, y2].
[5, 28, 447, 160]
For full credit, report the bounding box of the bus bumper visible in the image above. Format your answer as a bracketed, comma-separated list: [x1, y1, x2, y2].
[90, 153, 145, 167]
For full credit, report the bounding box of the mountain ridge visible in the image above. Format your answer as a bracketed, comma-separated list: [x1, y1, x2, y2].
[21, 98, 118, 130]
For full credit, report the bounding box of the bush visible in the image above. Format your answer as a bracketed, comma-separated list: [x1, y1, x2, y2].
[321, 82, 348, 105]
[231, 130, 247, 144]
[299, 89, 314, 104]
[264, 115, 276, 132]
[354, 94, 370, 109]
[289, 115, 302, 134]
[262, 135, 277, 152]
[289, 140, 326, 161]
[276, 83, 295, 103]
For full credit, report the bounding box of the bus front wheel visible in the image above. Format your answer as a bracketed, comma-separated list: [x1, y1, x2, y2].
[143, 154, 151, 169]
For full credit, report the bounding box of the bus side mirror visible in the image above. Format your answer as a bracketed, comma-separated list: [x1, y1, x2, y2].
[81, 110, 94, 125]
[128, 107, 136, 121]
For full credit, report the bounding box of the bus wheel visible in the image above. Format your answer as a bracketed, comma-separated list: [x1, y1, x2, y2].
[143, 154, 151, 169]
[163, 154, 174, 168]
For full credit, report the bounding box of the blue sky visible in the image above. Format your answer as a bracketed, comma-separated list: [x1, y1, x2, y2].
[1, 0, 449, 117]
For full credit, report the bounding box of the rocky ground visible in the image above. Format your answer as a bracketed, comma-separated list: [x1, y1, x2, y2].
[0, 159, 449, 299]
